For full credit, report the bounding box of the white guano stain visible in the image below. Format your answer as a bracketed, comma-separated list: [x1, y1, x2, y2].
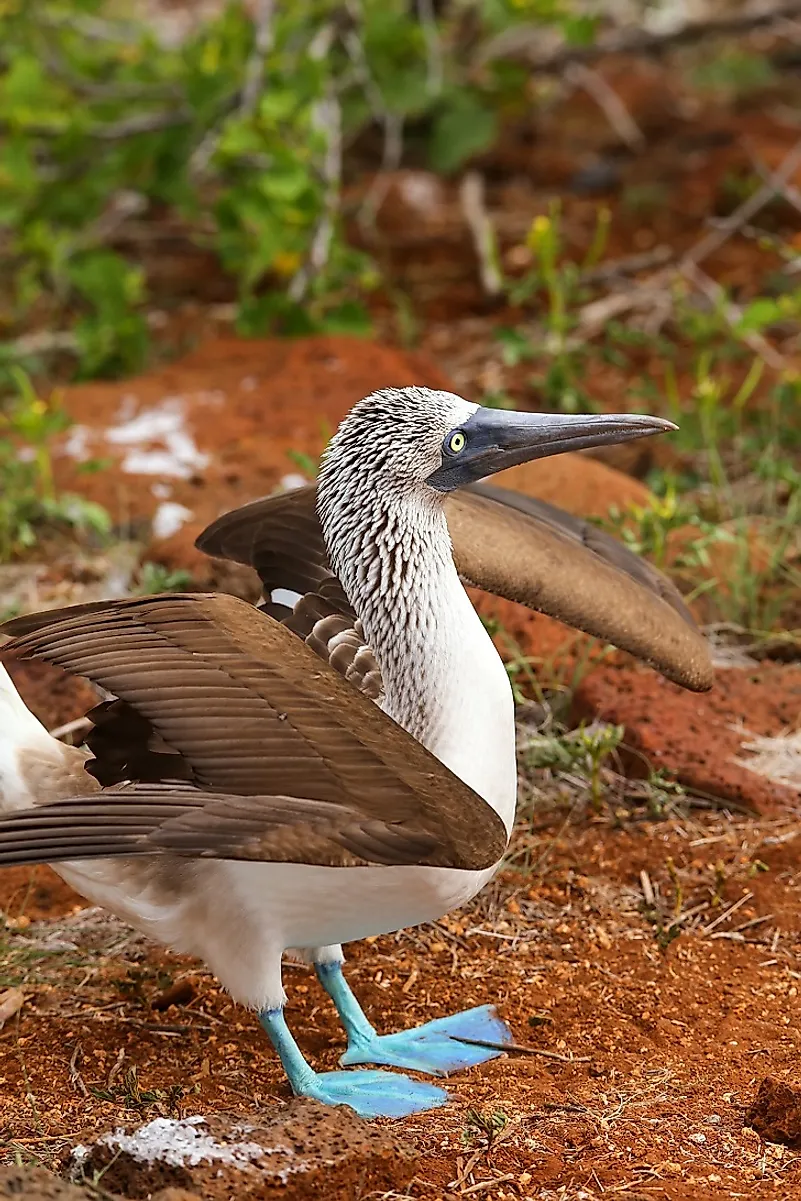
[63, 425, 91, 461]
[105, 396, 210, 479]
[152, 502, 194, 541]
[738, 730, 801, 789]
[93, 1115, 308, 1178]
[62, 393, 215, 480]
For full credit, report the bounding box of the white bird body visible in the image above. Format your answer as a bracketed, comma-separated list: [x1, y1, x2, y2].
[0, 387, 689, 1118]
[0, 562, 515, 1010]
[0, 392, 518, 1011]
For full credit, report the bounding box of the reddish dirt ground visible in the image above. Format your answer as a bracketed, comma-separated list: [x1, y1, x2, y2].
[2, 31, 801, 1201]
[3, 795, 801, 1198]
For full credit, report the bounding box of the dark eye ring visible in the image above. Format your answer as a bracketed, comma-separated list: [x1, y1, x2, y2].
[446, 430, 466, 454]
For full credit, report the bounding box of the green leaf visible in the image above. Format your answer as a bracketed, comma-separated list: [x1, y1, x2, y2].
[68, 251, 146, 313]
[258, 167, 311, 204]
[428, 93, 497, 173]
[736, 298, 783, 333]
[259, 89, 301, 124]
[560, 15, 599, 46]
[318, 301, 373, 337]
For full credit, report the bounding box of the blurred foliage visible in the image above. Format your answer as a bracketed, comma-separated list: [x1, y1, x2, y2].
[0, 367, 110, 559]
[0, 0, 583, 378]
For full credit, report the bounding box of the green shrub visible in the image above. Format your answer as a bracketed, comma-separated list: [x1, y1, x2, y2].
[0, 0, 573, 378]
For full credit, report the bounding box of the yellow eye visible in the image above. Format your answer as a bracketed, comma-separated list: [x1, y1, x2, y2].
[448, 430, 466, 454]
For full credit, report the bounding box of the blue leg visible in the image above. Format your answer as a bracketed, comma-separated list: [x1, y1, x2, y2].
[315, 963, 514, 1077]
[258, 1007, 448, 1120]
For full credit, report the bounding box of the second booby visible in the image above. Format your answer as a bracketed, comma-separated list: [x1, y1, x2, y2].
[0, 389, 711, 1118]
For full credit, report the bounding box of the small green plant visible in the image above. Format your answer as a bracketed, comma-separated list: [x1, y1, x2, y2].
[89, 1065, 184, 1113]
[639, 865, 683, 953]
[285, 420, 332, 479]
[0, 368, 110, 561]
[598, 484, 729, 572]
[285, 448, 321, 479]
[501, 202, 613, 412]
[463, 1105, 509, 1146]
[620, 181, 670, 216]
[691, 49, 777, 99]
[643, 769, 687, 819]
[523, 721, 625, 810]
[135, 562, 194, 594]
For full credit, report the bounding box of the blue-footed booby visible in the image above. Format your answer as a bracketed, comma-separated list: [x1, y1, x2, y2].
[0, 388, 712, 1119]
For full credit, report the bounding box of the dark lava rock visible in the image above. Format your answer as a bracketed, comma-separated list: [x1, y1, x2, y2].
[0, 1168, 204, 1201]
[747, 1076, 801, 1147]
[572, 663, 801, 814]
[569, 158, 622, 194]
[0, 1167, 105, 1201]
[78, 1099, 417, 1201]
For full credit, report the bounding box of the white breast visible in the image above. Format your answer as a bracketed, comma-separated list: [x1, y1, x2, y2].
[210, 574, 519, 1006]
[417, 580, 518, 834]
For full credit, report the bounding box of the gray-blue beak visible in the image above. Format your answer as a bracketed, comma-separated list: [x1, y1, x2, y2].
[426, 408, 677, 492]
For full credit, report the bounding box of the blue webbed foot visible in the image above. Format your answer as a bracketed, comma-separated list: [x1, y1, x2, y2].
[258, 1004, 448, 1120]
[339, 1003, 513, 1076]
[299, 1067, 448, 1119]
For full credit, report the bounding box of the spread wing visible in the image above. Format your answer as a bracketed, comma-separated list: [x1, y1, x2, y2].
[0, 594, 507, 871]
[196, 482, 713, 693]
[445, 485, 713, 693]
[198, 485, 383, 701]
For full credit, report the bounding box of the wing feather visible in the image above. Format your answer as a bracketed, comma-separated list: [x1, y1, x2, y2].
[0, 593, 506, 871]
[195, 481, 713, 692]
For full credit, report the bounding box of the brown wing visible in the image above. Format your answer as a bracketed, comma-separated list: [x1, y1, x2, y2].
[197, 484, 352, 615]
[0, 594, 506, 871]
[195, 483, 713, 692]
[467, 484, 695, 625]
[0, 784, 441, 869]
[447, 486, 713, 692]
[197, 486, 382, 697]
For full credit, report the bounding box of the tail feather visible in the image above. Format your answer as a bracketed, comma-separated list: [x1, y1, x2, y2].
[0, 661, 90, 813]
[0, 662, 51, 738]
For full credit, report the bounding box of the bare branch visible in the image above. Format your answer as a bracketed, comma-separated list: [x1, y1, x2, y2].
[417, 0, 444, 95]
[342, 3, 405, 232]
[683, 136, 801, 268]
[190, 0, 275, 178]
[580, 244, 673, 285]
[289, 26, 341, 302]
[1, 110, 192, 141]
[41, 10, 141, 43]
[0, 305, 237, 363]
[749, 148, 801, 218]
[478, 2, 801, 70]
[681, 262, 787, 371]
[564, 63, 644, 151]
[460, 171, 503, 298]
[240, 0, 276, 117]
[91, 110, 192, 140]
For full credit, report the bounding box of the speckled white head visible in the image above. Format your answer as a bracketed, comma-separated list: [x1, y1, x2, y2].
[317, 385, 676, 620]
[318, 386, 479, 500]
[318, 385, 675, 511]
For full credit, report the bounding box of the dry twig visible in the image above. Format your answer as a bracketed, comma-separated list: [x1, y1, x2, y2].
[564, 63, 644, 150]
[702, 891, 754, 935]
[0, 987, 25, 1028]
[452, 1034, 591, 1062]
[190, 0, 276, 177]
[49, 716, 92, 743]
[289, 25, 341, 302]
[460, 172, 503, 298]
[478, 2, 801, 69]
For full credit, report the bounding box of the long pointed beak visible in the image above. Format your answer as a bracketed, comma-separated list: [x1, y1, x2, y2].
[426, 408, 678, 492]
